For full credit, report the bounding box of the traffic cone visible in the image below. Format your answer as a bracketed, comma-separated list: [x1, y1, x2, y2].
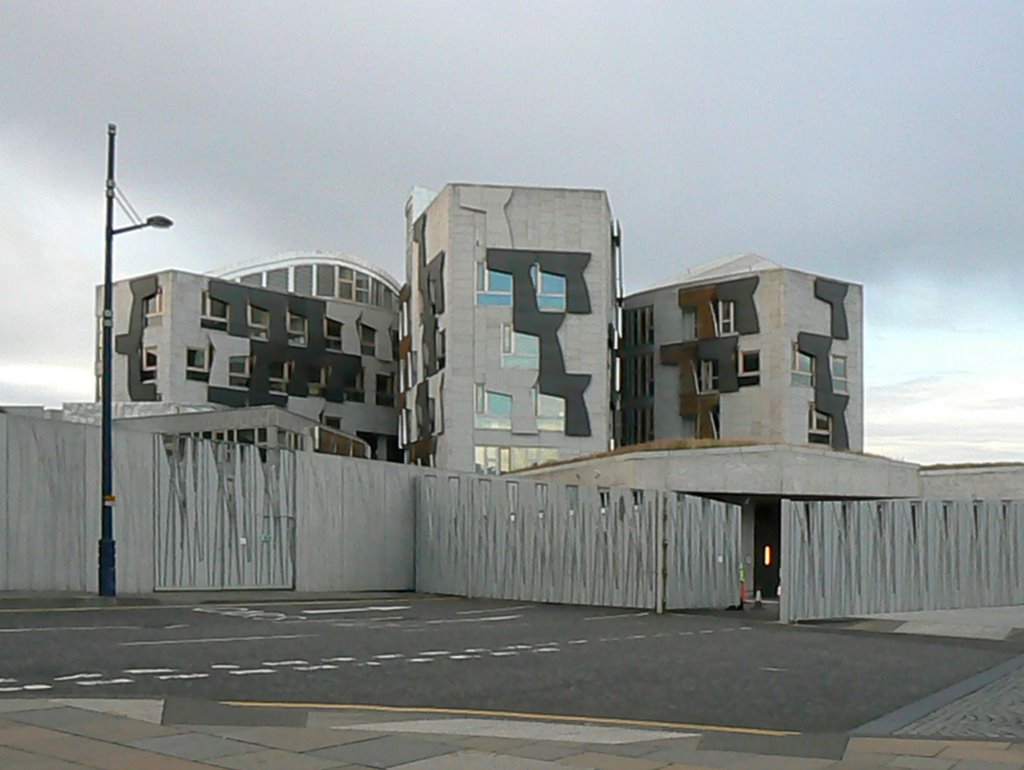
[754, 589, 763, 608]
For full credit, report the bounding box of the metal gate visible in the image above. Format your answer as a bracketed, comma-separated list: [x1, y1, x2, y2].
[154, 437, 296, 590]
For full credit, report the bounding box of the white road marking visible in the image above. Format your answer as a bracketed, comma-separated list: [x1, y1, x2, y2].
[448, 654, 477, 660]
[426, 615, 521, 625]
[464, 648, 489, 653]
[77, 678, 133, 686]
[407, 658, 433, 663]
[678, 631, 693, 636]
[627, 634, 647, 640]
[124, 668, 176, 675]
[0, 678, 16, 683]
[534, 648, 560, 653]
[323, 657, 355, 663]
[0, 626, 137, 634]
[700, 630, 714, 635]
[0, 687, 23, 692]
[211, 664, 240, 669]
[121, 634, 312, 647]
[759, 666, 787, 673]
[163, 624, 188, 630]
[490, 651, 517, 657]
[159, 673, 209, 680]
[54, 673, 103, 681]
[228, 669, 275, 676]
[364, 661, 382, 667]
[21, 684, 52, 691]
[293, 664, 338, 671]
[262, 660, 309, 667]
[567, 639, 588, 645]
[420, 651, 450, 656]
[584, 612, 649, 621]
[456, 605, 530, 615]
[301, 605, 411, 615]
[373, 654, 404, 660]
[740, 627, 752, 631]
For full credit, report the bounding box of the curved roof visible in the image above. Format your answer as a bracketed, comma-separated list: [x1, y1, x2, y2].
[643, 253, 783, 293]
[210, 250, 402, 293]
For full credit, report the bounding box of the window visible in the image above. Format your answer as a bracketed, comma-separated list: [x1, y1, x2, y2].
[248, 305, 269, 341]
[533, 267, 566, 311]
[345, 367, 365, 402]
[739, 350, 760, 375]
[324, 317, 343, 351]
[832, 355, 848, 394]
[269, 361, 292, 393]
[141, 347, 158, 381]
[501, 325, 540, 368]
[143, 290, 163, 317]
[376, 373, 394, 407]
[308, 365, 329, 397]
[808, 403, 831, 444]
[228, 355, 250, 388]
[534, 389, 565, 432]
[287, 312, 307, 346]
[680, 305, 697, 341]
[201, 291, 229, 324]
[792, 344, 814, 387]
[186, 347, 209, 372]
[709, 404, 721, 439]
[717, 300, 735, 335]
[474, 445, 559, 474]
[474, 387, 513, 430]
[698, 359, 719, 394]
[436, 327, 446, 369]
[315, 264, 336, 297]
[337, 267, 354, 300]
[476, 264, 513, 306]
[359, 323, 376, 356]
[355, 272, 370, 304]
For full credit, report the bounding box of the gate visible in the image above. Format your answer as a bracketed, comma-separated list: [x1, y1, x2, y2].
[155, 437, 296, 590]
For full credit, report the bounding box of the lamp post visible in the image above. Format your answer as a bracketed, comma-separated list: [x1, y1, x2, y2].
[100, 123, 173, 597]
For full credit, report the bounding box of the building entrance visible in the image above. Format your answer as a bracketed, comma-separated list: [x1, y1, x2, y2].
[753, 501, 781, 598]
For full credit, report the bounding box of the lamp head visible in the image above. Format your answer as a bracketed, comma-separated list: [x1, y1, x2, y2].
[146, 215, 173, 229]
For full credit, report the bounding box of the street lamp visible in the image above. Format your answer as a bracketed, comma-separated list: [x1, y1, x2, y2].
[99, 123, 173, 597]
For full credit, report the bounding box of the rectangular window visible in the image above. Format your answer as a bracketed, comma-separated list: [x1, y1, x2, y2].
[201, 291, 229, 323]
[500, 325, 540, 368]
[739, 350, 760, 375]
[376, 373, 395, 407]
[337, 267, 354, 300]
[475, 263, 513, 306]
[808, 403, 831, 444]
[308, 365, 329, 397]
[269, 361, 292, 393]
[228, 355, 250, 388]
[832, 355, 848, 394]
[717, 300, 735, 335]
[248, 305, 270, 341]
[680, 305, 697, 341]
[143, 290, 163, 317]
[792, 344, 814, 387]
[535, 268, 566, 311]
[698, 359, 719, 394]
[359, 323, 376, 356]
[287, 312, 307, 346]
[186, 347, 208, 372]
[355, 272, 370, 304]
[316, 264, 336, 297]
[436, 327, 446, 369]
[141, 347, 158, 381]
[346, 367, 365, 402]
[324, 317, 343, 351]
[534, 390, 565, 432]
[474, 389, 513, 430]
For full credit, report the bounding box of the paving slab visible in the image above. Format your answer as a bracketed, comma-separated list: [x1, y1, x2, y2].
[306, 735, 457, 767]
[129, 733, 262, 761]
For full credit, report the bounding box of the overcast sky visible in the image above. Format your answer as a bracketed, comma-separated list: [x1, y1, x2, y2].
[1, 1, 1021, 464]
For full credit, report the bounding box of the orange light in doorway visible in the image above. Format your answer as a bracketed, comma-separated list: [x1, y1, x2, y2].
[763, 545, 772, 566]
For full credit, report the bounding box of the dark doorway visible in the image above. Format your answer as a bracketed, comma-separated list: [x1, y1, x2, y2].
[753, 501, 781, 598]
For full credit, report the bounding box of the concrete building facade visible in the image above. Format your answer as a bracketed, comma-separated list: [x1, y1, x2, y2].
[100, 252, 402, 459]
[400, 184, 619, 473]
[619, 254, 864, 451]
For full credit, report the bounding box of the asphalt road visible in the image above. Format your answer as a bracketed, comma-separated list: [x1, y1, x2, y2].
[0, 595, 1019, 733]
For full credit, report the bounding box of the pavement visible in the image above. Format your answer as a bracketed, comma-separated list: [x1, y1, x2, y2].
[0, 696, 1022, 769]
[848, 606, 1024, 642]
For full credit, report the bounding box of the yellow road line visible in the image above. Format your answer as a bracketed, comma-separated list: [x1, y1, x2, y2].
[221, 700, 798, 736]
